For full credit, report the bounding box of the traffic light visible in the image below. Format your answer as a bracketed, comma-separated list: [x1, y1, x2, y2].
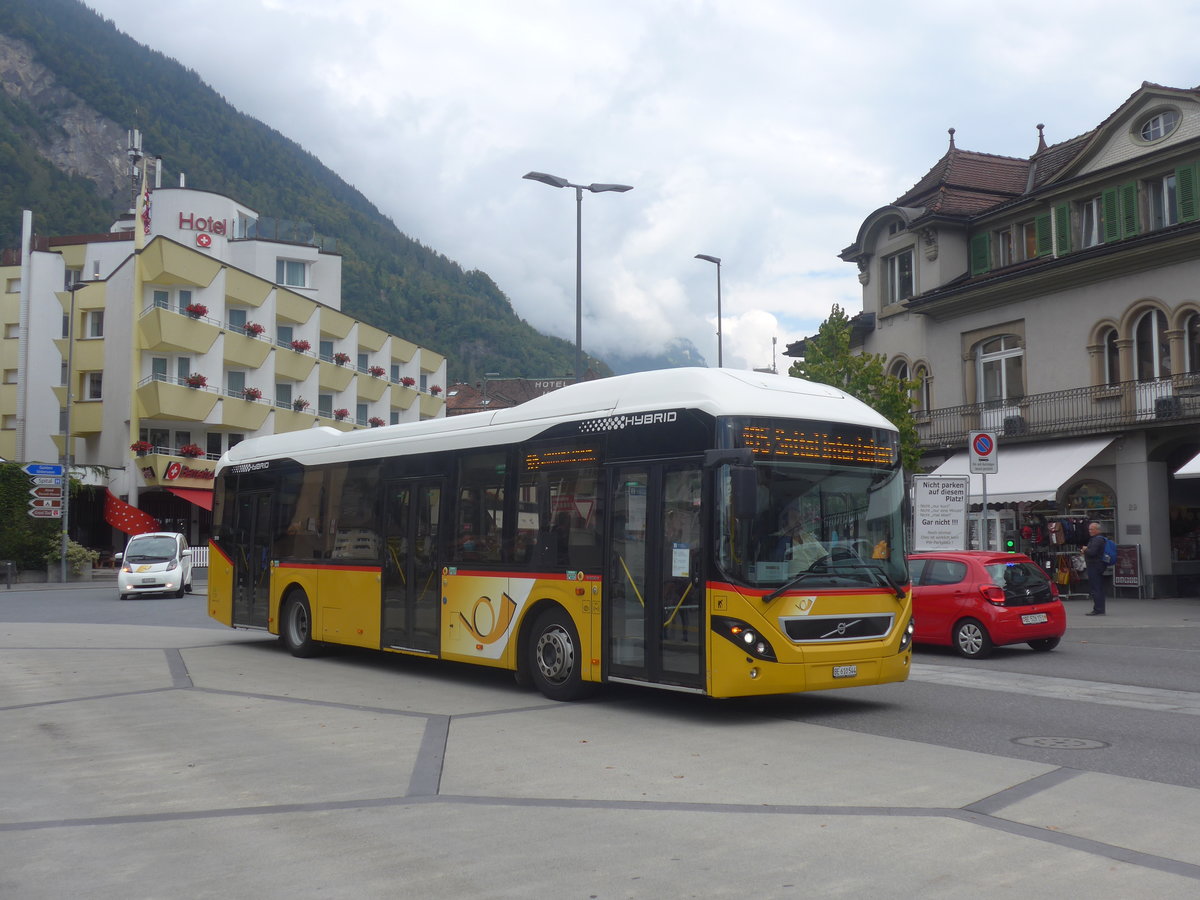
[1003, 531, 1018, 552]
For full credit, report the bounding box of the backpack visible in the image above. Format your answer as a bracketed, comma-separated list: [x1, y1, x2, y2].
[1102, 537, 1118, 566]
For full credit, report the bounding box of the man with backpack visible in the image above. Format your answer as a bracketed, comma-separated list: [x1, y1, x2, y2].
[1081, 521, 1111, 616]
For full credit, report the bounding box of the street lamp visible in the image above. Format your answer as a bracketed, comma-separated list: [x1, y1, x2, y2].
[694, 254, 722, 368]
[60, 280, 83, 582]
[524, 171, 633, 382]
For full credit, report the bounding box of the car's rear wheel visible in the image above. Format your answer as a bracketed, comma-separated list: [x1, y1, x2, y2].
[1028, 636, 1061, 652]
[953, 618, 993, 659]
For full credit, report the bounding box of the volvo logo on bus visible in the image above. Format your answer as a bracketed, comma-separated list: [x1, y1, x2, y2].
[579, 410, 678, 433]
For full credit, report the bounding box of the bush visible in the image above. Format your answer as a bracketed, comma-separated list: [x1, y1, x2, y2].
[0, 463, 61, 569]
[45, 538, 99, 575]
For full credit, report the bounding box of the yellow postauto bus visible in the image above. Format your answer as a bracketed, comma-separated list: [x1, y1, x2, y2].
[208, 368, 913, 700]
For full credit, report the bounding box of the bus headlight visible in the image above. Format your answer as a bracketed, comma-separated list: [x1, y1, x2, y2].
[899, 617, 914, 652]
[712, 616, 777, 662]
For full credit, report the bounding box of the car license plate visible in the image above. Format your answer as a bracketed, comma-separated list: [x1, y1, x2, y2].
[832, 665, 857, 679]
[142, 577, 156, 584]
[1022, 613, 1048, 625]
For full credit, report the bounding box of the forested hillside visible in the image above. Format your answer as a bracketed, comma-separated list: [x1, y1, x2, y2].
[0, 0, 594, 381]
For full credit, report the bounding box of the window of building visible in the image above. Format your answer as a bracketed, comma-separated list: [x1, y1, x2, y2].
[913, 363, 931, 412]
[177, 358, 191, 382]
[1187, 314, 1200, 374]
[319, 340, 334, 361]
[2, 414, 16, 430]
[976, 335, 1024, 403]
[1102, 328, 1120, 386]
[888, 359, 909, 381]
[178, 289, 193, 313]
[175, 431, 192, 454]
[151, 357, 168, 382]
[84, 310, 104, 338]
[1148, 173, 1179, 230]
[356, 402, 368, 426]
[85, 372, 103, 400]
[275, 383, 293, 408]
[1080, 197, 1105, 248]
[1134, 309, 1170, 381]
[276, 325, 293, 347]
[884, 249, 914, 303]
[227, 308, 248, 329]
[5, 277, 20, 293]
[64, 269, 82, 289]
[390, 411, 400, 425]
[1139, 109, 1179, 142]
[357, 352, 369, 372]
[887, 220, 905, 236]
[207, 433, 223, 457]
[228, 433, 244, 450]
[1020, 220, 1039, 260]
[227, 370, 246, 397]
[3, 323, 18, 339]
[390, 363, 401, 383]
[318, 394, 333, 418]
[994, 227, 1014, 267]
[276, 259, 307, 288]
[153, 290, 170, 309]
[3, 368, 17, 384]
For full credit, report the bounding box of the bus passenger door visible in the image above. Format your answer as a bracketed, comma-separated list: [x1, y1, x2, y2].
[231, 490, 272, 628]
[607, 463, 704, 689]
[381, 478, 443, 653]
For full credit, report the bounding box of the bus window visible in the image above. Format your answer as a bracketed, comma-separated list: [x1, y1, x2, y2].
[454, 451, 506, 563]
[328, 462, 382, 561]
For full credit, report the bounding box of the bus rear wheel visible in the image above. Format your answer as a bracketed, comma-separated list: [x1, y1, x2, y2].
[529, 607, 590, 701]
[281, 591, 319, 658]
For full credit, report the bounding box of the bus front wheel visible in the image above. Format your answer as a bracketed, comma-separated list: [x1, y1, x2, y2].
[281, 591, 319, 658]
[529, 607, 590, 701]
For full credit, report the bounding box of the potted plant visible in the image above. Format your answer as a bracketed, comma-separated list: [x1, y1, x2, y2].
[290, 339, 311, 352]
[334, 408, 349, 421]
[429, 384, 443, 396]
[242, 386, 262, 401]
[243, 322, 264, 337]
[333, 351, 350, 366]
[401, 376, 416, 388]
[45, 539, 99, 581]
[184, 302, 208, 319]
[368, 365, 386, 377]
[184, 373, 207, 389]
[130, 440, 154, 456]
[179, 443, 205, 458]
[368, 416, 386, 428]
[292, 397, 310, 412]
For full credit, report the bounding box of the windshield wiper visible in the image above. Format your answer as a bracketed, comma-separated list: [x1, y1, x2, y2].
[762, 561, 905, 603]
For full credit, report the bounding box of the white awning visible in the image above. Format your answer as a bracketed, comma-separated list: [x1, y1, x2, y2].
[1175, 450, 1200, 479]
[929, 436, 1115, 503]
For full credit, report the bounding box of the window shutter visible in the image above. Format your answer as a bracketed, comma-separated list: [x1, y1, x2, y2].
[1053, 204, 1072, 254]
[1035, 213, 1052, 256]
[969, 233, 991, 275]
[1119, 181, 1139, 237]
[1102, 189, 1121, 243]
[1178, 164, 1198, 223]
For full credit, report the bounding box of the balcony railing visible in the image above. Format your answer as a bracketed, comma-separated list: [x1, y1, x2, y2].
[917, 372, 1200, 448]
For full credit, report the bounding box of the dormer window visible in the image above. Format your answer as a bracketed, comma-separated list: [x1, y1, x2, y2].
[884, 249, 914, 303]
[1138, 109, 1179, 143]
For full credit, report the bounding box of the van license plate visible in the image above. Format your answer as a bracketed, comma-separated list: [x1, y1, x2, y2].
[1022, 613, 1048, 625]
[832, 665, 857, 679]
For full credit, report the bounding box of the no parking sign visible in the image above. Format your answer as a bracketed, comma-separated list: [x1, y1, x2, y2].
[969, 431, 998, 474]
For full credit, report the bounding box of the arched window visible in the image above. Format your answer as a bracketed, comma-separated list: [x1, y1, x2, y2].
[1102, 327, 1120, 386]
[888, 359, 909, 381]
[976, 335, 1023, 402]
[1186, 313, 1200, 374]
[1134, 309, 1170, 382]
[913, 363, 932, 412]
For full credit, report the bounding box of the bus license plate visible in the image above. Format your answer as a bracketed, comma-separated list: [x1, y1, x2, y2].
[832, 665, 857, 679]
[1022, 613, 1048, 625]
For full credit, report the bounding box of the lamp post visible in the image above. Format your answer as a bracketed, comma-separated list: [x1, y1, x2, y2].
[60, 281, 83, 582]
[524, 171, 633, 382]
[694, 254, 722, 368]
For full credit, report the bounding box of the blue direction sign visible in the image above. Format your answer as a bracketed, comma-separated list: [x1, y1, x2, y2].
[23, 463, 64, 477]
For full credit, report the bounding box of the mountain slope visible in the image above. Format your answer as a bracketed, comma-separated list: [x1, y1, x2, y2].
[0, 0, 593, 381]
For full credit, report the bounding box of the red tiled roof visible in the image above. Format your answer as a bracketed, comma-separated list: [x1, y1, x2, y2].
[895, 142, 1030, 218]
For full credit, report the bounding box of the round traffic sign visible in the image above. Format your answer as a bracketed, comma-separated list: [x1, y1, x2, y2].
[972, 433, 995, 456]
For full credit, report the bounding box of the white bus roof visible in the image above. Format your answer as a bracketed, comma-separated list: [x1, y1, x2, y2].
[219, 368, 896, 471]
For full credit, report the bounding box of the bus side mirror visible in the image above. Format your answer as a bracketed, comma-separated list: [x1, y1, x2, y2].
[730, 466, 758, 520]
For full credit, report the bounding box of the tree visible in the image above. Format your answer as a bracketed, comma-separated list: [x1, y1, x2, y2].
[788, 304, 923, 474]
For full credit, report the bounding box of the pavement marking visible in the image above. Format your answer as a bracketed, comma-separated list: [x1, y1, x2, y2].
[910, 663, 1200, 715]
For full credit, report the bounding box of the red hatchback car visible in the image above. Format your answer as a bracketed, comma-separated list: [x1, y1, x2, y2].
[907, 551, 1067, 658]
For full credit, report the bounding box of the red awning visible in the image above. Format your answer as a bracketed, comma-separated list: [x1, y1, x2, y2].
[167, 487, 214, 510]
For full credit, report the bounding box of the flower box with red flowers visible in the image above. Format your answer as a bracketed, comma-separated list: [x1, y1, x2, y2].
[184, 303, 208, 318]
[242, 322, 265, 336]
[130, 440, 154, 455]
[368, 365, 386, 377]
[332, 352, 350, 365]
[334, 408, 349, 420]
[429, 385, 443, 395]
[292, 398, 310, 411]
[179, 443, 205, 458]
[368, 416, 386, 428]
[401, 376, 416, 388]
[242, 387, 262, 401]
[184, 373, 208, 389]
[290, 339, 311, 352]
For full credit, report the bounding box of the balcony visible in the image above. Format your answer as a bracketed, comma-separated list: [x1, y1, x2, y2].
[918, 372, 1200, 449]
[138, 306, 221, 355]
[136, 376, 220, 421]
[221, 394, 271, 431]
[275, 345, 316, 381]
[223, 330, 273, 369]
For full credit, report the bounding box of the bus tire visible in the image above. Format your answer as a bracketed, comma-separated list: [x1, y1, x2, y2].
[281, 591, 319, 658]
[529, 607, 591, 701]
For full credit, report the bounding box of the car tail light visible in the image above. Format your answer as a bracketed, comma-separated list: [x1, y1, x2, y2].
[1049, 582, 1060, 601]
[979, 584, 1006, 605]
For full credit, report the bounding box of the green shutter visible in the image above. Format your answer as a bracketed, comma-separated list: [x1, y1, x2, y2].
[1053, 203, 1072, 254]
[1035, 213, 1052, 256]
[1120, 181, 1139, 237]
[1178, 164, 1197, 223]
[1102, 188, 1121, 243]
[969, 233, 991, 275]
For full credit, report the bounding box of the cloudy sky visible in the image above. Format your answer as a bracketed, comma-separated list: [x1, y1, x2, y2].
[84, 0, 1200, 372]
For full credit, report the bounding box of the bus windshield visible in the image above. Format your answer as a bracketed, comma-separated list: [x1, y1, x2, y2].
[717, 458, 907, 592]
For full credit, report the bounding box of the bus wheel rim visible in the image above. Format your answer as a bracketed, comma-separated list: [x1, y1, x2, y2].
[535, 625, 574, 684]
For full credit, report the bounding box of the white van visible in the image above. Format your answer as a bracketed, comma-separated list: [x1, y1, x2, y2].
[116, 532, 193, 600]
